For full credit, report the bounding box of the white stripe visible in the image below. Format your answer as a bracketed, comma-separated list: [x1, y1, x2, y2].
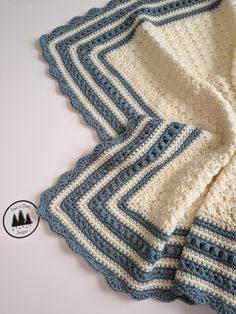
[175, 270, 236, 305]
[47, 0, 214, 136]
[50, 205, 173, 290]
[192, 224, 236, 251]
[47, 0, 138, 137]
[183, 248, 236, 280]
[50, 116, 149, 204]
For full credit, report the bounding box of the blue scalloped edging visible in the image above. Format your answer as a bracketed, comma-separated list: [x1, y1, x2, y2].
[39, 0, 223, 142]
[36, 113, 236, 311]
[39, 0, 131, 142]
[37, 114, 179, 301]
[38, 198, 179, 301]
[172, 281, 236, 314]
[37, 114, 185, 283]
[40, 34, 110, 142]
[37, 0, 233, 311]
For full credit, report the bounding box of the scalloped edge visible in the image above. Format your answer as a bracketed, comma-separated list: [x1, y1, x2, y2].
[38, 203, 178, 302]
[172, 281, 236, 314]
[38, 0, 223, 141]
[39, 0, 130, 142]
[37, 0, 231, 310]
[37, 112, 234, 308]
[36, 114, 179, 302]
[41, 0, 128, 41]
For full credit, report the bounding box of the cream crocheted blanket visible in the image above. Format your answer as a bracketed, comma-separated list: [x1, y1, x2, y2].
[37, 0, 236, 313]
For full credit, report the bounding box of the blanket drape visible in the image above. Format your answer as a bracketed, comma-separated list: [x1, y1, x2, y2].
[37, 1, 236, 313]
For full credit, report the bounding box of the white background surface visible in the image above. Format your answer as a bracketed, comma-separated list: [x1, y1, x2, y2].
[0, 1, 215, 313]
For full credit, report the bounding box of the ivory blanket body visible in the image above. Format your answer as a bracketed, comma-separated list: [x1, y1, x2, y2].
[37, 1, 236, 313]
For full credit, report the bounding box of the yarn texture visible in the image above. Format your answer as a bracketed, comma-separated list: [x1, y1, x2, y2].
[37, 0, 236, 313]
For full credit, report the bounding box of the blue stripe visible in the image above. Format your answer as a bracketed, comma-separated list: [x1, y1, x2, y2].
[98, 1, 209, 110]
[59, 123, 201, 270]
[37, 0, 228, 307]
[54, 0, 139, 133]
[63, 200, 181, 282]
[61, 118, 181, 263]
[63, 0, 217, 125]
[39, 0, 222, 141]
[51, 0, 220, 139]
[38, 114, 144, 204]
[119, 127, 202, 239]
[178, 256, 236, 295]
[186, 233, 236, 268]
[38, 116, 201, 281]
[194, 218, 236, 241]
[87, 122, 185, 262]
[54, 2, 155, 131]
[41, 0, 131, 42]
[39, 36, 111, 141]
[80, 0, 222, 133]
[37, 199, 179, 301]
[50, 0, 206, 245]
[60, 116, 162, 200]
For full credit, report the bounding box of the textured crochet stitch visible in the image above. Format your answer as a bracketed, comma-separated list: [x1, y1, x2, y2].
[37, 0, 236, 313]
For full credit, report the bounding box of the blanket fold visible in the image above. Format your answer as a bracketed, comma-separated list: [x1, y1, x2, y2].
[37, 0, 236, 313]
[173, 155, 236, 313]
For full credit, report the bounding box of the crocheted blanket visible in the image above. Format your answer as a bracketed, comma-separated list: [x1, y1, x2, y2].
[37, 0, 236, 313]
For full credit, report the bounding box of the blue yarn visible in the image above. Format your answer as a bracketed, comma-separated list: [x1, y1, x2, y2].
[59, 120, 188, 270]
[186, 233, 236, 268]
[179, 256, 236, 294]
[172, 281, 236, 314]
[40, 0, 223, 141]
[120, 127, 202, 239]
[37, 0, 233, 313]
[194, 218, 236, 241]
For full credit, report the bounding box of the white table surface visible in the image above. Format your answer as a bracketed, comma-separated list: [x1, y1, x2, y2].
[0, 1, 215, 313]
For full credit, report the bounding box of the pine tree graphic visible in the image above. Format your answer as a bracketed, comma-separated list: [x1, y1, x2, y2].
[18, 210, 25, 226]
[11, 210, 33, 227]
[12, 213, 19, 227]
[25, 213, 33, 225]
